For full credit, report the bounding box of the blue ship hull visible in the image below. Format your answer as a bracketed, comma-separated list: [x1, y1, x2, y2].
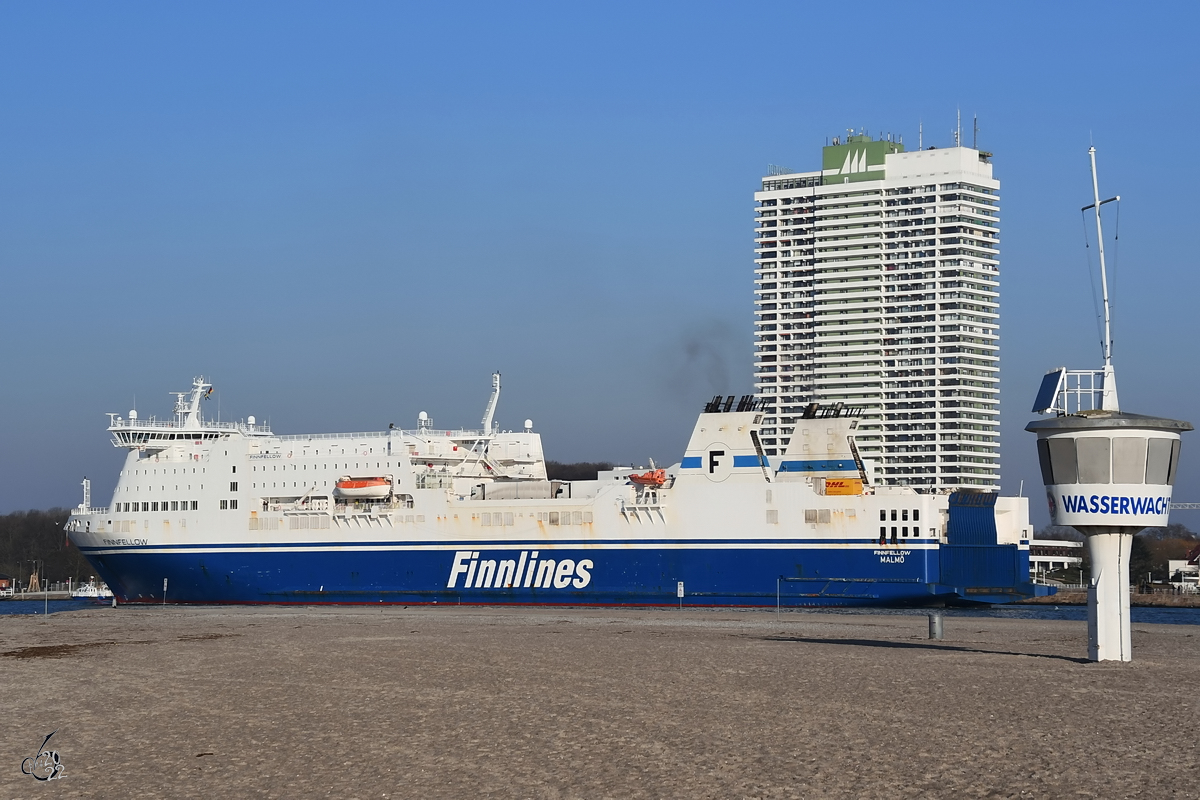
[77, 537, 1048, 608]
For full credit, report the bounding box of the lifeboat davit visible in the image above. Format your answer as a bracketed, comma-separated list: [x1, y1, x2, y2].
[629, 469, 666, 487]
[334, 476, 392, 499]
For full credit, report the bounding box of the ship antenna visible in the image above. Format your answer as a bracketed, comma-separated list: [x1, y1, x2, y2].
[1084, 146, 1120, 411]
[481, 372, 501, 433]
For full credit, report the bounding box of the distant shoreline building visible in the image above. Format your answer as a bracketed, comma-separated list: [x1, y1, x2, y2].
[753, 131, 1000, 490]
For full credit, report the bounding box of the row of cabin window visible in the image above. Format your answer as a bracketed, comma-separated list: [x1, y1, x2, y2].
[533, 511, 592, 525]
[219, 500, 239, 510]
[879, 508, 920, 522]
[253, 462, 392, 471]
[879, 527, 921, 543]
[123, 433, 220, 441]
[117, 501, 198, 512]
[1037, 437, 1179, 486]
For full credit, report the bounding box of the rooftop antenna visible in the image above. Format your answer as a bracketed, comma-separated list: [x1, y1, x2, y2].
[1084, 146, 1120, 411]
[973, 115, 978, 149]
[918, 120, 923, 149]
[955, 108, 961, 147]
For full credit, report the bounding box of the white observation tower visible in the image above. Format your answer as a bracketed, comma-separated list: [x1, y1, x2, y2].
[1027, 147, 1192, 661]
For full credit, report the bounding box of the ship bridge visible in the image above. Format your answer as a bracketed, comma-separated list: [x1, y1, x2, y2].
[107, 377, 271, 451]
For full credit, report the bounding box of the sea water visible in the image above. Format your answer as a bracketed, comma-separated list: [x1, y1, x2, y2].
[3, 598, 1199, 625]
[0, 599, 97, 615]
[807, 604, 1200, 626]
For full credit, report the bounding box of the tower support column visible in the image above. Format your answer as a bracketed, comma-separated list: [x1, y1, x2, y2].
[1084, 531, 1133, 662]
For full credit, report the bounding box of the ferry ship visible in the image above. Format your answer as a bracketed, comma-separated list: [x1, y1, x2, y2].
[65, 376, 1050, 607]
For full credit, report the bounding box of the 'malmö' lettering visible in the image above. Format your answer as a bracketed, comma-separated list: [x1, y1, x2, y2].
[447, 550, 593, 589]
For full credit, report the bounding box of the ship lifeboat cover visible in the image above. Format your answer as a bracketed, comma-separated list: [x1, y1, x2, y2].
[334, 476, 392, 499]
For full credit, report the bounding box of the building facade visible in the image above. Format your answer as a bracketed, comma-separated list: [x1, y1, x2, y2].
[753, 133, 1000, 490]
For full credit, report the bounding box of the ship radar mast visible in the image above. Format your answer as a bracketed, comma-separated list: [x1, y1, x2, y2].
[481, 372, 501, 433]
[173, 377, 212, 430]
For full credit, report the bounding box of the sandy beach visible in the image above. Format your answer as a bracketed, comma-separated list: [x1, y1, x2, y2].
[2, 605, 1198, 799]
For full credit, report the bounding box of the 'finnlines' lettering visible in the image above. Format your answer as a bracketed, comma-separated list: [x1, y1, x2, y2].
[447, 550, 593, 589]
[1060, 495, 1169, 515]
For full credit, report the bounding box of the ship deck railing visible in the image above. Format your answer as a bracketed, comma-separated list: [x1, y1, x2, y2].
[109, 417, 272, 435]
[278, 428, 493, 442]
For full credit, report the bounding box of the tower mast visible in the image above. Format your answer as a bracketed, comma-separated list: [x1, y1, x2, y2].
[1086, 147, 1119, 411]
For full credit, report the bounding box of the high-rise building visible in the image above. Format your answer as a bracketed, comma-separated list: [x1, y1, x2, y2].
[753, 132, 1000, 490]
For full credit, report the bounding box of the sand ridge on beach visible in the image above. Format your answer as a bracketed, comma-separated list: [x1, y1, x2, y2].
[1, 605, 1198, 799]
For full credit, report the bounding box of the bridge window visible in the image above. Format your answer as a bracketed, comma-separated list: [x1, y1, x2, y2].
[1040, 438, 1077, 484]
[1076, 438, 1111, 484]
[1146, 438, 1177, 485]
[1112, 438, 1147, 484]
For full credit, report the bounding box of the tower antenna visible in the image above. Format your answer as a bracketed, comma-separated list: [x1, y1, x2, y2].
[1084, 146, 1120, 410]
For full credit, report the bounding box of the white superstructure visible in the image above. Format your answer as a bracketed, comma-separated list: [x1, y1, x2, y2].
[753, 130, 1000, 490]
[86, 374, 548, 536]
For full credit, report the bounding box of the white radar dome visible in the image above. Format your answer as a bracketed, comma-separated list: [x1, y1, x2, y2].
[524, 419, 533, 430]
[129, 410, 137, 420]
[247, 415, 256, 425]
[418, 411, 428, 421]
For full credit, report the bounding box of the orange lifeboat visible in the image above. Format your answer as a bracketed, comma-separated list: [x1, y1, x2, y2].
[629, 469, 666, 487]
[334, 476, 392, 499]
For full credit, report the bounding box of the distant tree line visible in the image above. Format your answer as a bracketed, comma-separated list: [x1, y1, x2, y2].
[1037, 522, 1199, 583]
[0, 509, 95, 587]
[544, 461, 616, 482]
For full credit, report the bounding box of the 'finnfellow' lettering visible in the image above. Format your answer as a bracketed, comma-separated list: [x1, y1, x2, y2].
[447, 550, 593, 589]
[1059, 495, 1169, 515]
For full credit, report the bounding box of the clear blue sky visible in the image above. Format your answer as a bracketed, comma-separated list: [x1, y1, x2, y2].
[2, 1, 1198, 529]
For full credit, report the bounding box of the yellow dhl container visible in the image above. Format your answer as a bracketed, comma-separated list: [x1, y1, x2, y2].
[824, 478, 864, 496]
